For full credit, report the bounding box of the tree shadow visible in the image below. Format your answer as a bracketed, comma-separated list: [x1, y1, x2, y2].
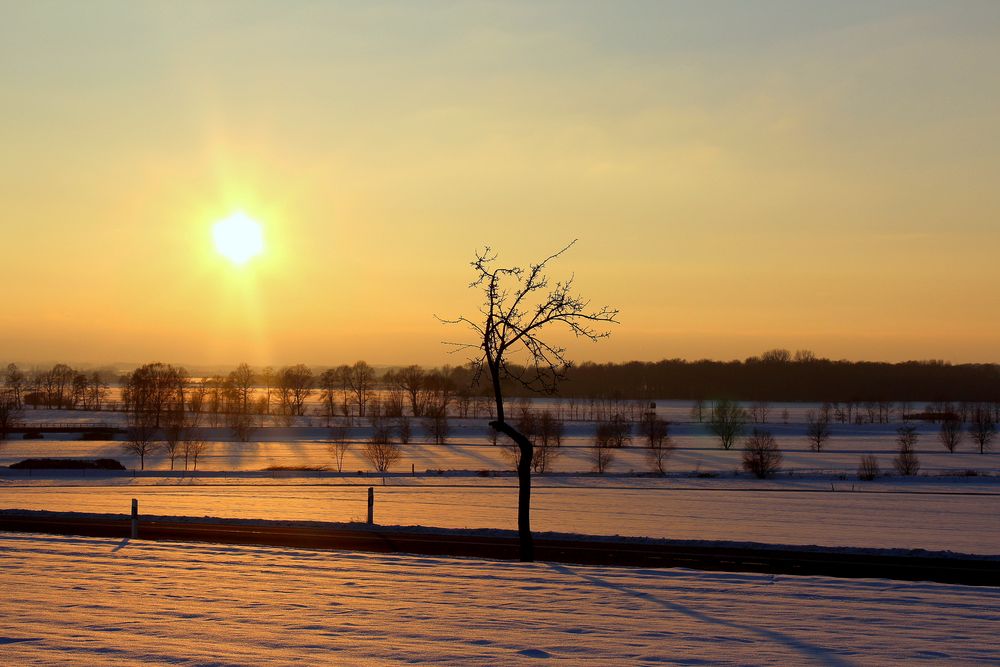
[546, 563, 853, 666]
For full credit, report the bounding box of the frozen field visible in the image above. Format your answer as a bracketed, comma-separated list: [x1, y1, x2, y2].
[1, 532, 998, 665]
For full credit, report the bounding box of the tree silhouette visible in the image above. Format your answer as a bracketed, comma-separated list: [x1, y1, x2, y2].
[442, 241, 618, 561]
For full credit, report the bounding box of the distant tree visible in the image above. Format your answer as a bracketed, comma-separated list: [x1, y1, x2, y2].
[86, 371, 109, 411]
[259, 366, 275, 416]
[395, 365, 426, 417]
[277, 365, 313, 417]
[162, 410, 185, 470]
[318, 368, 340, 426]
[226, 410, 254, 442]
[805, 410, 832, 452]
[968, 408, 997, 454]
[123, 420, 158, 471]
[760, 348, 791, 364]
[4, 364, 25, 408]
[599, 414, 632, 448]
[228, 363, 256, 415]
[750, 401, 770, 424]
[348, 361, 375, 418]
[328, 421, 351, 473]
[939, 416, 963, 453]
[708, 399, 747, 450]
[363, 416, 401, 473]
[0, 391, 22, 446]
[183, 438, 209, 471]
[742, 429, 782, 479]
[122, 363, 185, 427]
[857, 455, 881, 481]
[894, 426, 920, 476]
[591, 425, 617, 473]
[641, 416, 674, 474]
[441, 241, 618, 561]
[396, 416, 412, 444]
[690, 399, 706, 423]
[422, 404, 450, 445]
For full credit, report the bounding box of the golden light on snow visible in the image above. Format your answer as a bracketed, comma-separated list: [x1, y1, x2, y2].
[212, 212, 265, 265]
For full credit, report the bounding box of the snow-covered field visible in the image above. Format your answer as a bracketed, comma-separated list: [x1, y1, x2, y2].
[2, 476, 998, 554]
[3, 408, 998, 554]
[3, 416, 998, 476]
[1, 532, 997, 665]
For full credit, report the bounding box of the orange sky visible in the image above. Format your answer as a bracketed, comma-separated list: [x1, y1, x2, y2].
[2, 2, 999, 367]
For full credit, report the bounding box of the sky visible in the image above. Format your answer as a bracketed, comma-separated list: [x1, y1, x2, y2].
[2, 1, 999, 368]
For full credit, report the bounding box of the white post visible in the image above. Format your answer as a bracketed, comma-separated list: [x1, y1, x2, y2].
[131, 498, 138, 539]
[367, 487, 374, 525]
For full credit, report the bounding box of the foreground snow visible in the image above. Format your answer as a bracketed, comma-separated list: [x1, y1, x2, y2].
[1, 534, 997, 665]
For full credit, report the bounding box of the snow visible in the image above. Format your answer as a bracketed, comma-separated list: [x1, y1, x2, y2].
[3, 407, 998, 555]
[2, 475, 998, 554]
[1, 532, 998, 665]
[3, 416, 997, 476]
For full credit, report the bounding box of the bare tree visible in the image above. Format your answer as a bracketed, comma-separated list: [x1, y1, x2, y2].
[397, 365, 426, 417]
[591, 426, 617, 474]
[123, 420, 158, 471]
[742, 429, 782, 479]
[968, 407, 996, 454]
[894, 426, 920, 476]
[422, 404, 450, 445]
[229, 362, 256, 415]
[0, 391, 22, 448]
[857, 455, 881, 481]
[690, 399, 706, 423]
[363, 416, 401, 473]
[640, 416, 674, 474]
[348, 361, 375, 417]
[162, 410, 185, 470]
[183, 438, 209, 471]
[277, 365, 313, 417]
[805, 410, 832, 452]
[750, 400, 770, 424]
[708, 399, 747, 450]
[441, 241, 618, 561]
[939, 416, 963, 453]
[328, 421, 351, 473]
[396, 416, 412, 444]
[4, 364, 25, 408]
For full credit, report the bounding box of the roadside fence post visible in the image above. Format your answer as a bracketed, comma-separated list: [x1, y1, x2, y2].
[131, 498, 139, 539]
[367, 487, 374, 525]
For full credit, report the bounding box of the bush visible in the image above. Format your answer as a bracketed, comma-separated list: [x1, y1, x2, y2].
[741, 429, 782, 479]
[857, 455, 880, 481]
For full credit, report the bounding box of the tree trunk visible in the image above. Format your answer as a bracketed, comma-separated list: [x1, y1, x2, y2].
[490, 419, 534, 562]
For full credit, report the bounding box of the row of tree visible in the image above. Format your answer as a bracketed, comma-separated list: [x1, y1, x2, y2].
[7, 358, 1000, 422]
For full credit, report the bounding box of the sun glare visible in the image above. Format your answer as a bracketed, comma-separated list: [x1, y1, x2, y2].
[212, 212, 264, 265]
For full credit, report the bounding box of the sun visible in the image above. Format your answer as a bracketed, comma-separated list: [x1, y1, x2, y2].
[212, 212, 264, 265]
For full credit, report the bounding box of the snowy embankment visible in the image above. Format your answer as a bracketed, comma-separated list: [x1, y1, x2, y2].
[1, 533, 998, 665]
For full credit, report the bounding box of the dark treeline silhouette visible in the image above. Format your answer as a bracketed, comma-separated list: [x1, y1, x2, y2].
[522, 353, 1000, 403]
